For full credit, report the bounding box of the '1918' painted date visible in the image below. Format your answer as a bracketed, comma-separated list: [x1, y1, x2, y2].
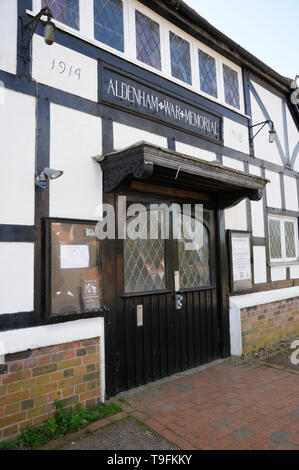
[51, 59, 81, 81]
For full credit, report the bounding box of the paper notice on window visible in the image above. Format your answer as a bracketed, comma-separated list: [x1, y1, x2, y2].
[231, 237, 251, 282]
[60, 245, 89, 269]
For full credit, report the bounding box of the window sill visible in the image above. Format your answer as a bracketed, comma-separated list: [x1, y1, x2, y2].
[270, 260, 299, 267]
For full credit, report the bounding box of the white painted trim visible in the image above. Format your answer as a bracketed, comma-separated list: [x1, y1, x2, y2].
[268, 214, 298, 263]
[0, 318, 105, 402]
[26, 2, 249, 118]
[229, 286, 299, 356]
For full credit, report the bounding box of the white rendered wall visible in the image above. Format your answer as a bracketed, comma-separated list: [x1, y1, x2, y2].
[250, 80, 285, 166]
[0, 243, 34, 314]
[284, 175, 298, 212]
[290, 266, 299, 279]
[0, 89, 36, 225]
[223, 118, 250, 154]
[222, 156, 244, 172]
[0, 0, 17, 74]
[223, 157, 247, 231]
[271, 266, 286, 282]
[175, 142, 217, 162]
[265, 170, 282, 208]
[32, 35, 98, 101]
[49, 104, 102, 220]
[249, 165, 265, 237]
[253, 246, 267, 284]
[113, 123, 167, 150]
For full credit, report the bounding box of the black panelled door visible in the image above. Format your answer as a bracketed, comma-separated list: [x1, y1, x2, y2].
[112, 192, 221, 393]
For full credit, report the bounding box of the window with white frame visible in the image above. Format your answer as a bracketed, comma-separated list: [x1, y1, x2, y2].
[169, 31, 192, 85]
[269, 216, 298, 262]
[42, 0, 80, 30]
[198, 49, 217, 98]
[33, 0, 244, 113]
[135, 10, 161, 70]
[94, 0, 124, 52]
[223, 63, 240, 109]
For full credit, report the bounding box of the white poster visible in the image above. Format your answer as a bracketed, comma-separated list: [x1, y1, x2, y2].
[60, 245, 89, 269]
[231, 237, 251, 282]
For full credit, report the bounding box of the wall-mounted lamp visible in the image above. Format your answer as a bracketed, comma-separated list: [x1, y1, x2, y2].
[35, 168, 63, 189]
[249, 120, 276, 144]
[24, 7, 55, 47]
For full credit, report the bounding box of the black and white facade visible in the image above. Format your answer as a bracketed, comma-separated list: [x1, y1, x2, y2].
[0, 0, 299, 401]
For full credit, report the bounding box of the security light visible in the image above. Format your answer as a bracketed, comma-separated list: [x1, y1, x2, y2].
[35, 168, 63, 189]
[249, 120, 276, 144]
[24, 7, 55, 47]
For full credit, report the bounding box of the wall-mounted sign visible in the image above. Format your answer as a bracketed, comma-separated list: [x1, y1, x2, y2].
[227, 230, 253, 292]
[101, 67, 223, 143]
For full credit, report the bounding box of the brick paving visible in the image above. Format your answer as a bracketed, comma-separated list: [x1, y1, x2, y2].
[121, 360, 299, 450]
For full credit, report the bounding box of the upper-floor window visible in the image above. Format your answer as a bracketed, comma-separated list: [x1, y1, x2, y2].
[198, 49, 217, 98]
[269, 216, 298, 262]
[169, 32, 192, 85]
[94, 0, 124, 52]
[34, 0, 244, 113]
[135, 10, 161, 70]
[42, 0, 79, 30]
[223, 64, 240, 109]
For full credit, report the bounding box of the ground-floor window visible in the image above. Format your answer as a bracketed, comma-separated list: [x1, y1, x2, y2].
[269, 215, 298, 262]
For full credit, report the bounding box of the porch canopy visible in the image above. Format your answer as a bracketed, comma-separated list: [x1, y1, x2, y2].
[94, 142, 268, 209]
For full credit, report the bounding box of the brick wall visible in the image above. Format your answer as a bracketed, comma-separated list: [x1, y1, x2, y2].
[0, 338, 100, 442]
[241, 297, 299, 354]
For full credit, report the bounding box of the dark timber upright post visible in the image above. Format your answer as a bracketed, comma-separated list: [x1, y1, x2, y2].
[216, 209, 231, 357]
[102, 192, 118, 398]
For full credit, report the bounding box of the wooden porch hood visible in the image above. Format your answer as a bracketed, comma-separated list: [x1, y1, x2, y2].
[94, 142, 268, 209]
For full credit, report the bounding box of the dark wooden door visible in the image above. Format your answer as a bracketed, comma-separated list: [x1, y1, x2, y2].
[111, 192, 221, 393]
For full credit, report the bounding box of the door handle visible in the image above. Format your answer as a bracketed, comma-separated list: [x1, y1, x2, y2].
[175, 294, 184, 310]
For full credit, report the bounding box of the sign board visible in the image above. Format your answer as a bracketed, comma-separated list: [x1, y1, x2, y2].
[228, 231, 253, 292]
[101, 67, 223, 143]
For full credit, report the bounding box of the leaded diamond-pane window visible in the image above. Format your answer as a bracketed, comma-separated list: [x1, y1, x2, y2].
[169, 32, 192, 85]
[223, 64, 240, 109]
[269, 218, 298, 261]
[42, 0, 79, 30]
[94, 0, 124, 52]
[178, 218, 210, 289]
[198, 50, 217, 98]
[269, 219, 282, 259]
[135, 11, 161, 70]
[124, 212, 166, 293]
[285, 221, 296, 258]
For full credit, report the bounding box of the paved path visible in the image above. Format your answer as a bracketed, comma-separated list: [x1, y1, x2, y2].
[120, 359, 299, 450]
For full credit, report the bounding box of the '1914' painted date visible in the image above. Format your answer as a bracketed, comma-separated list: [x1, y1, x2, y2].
[51, 59, 81, 81]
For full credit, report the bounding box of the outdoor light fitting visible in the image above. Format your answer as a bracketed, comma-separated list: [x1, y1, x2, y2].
[249, 120, 276, 144]
[24, 7, 55, 47]
[35, 168, 64, 189]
